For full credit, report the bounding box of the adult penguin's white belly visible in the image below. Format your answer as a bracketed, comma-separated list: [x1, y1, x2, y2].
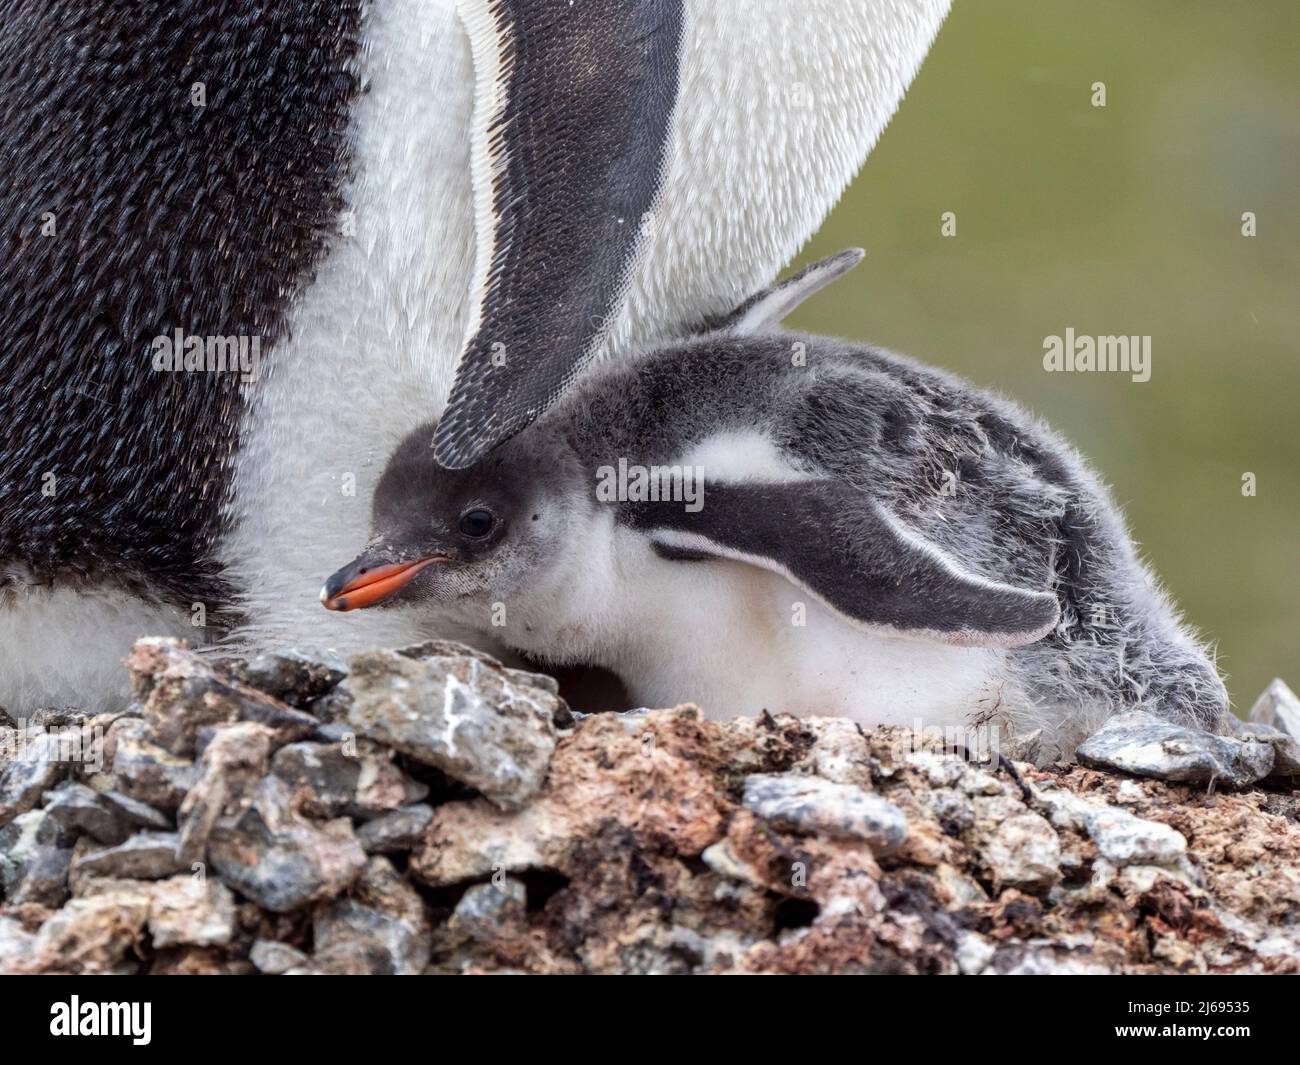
[218, 0, 480, 654]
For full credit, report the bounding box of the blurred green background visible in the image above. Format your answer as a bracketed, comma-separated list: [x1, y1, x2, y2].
[788, 0, 1298, 712]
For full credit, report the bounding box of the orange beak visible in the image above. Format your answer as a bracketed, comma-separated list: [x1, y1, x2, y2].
[320, 556, 446, 611]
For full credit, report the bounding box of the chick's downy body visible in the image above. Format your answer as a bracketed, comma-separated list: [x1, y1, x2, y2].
[339, 282, 1227, 751]
[534, 334, 1224, 741]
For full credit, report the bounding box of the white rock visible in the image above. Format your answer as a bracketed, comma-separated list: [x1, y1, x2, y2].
[1034, 783, 1187, 867]
[1115, 780, 1145, 804]
[742, 773, 907, 851]
[147, 876, 237, 948]
[1077, 711, 1273, 787]
[981, 811, 1061, 889]
[1249, 678, 1300, 740]
[1086, 808, 1186, 865]
[250, 939, 311, 975]
[956, 931, 996, 975]
[905, 751, 965, 788]
[701, 840, 763, 887]
[342, 647, 560, 811]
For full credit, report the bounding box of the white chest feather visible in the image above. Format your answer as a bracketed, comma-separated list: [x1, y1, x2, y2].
[607, 534, 1008, 731]
[496, 425, 1006, 732]
[220, 0, 477, 653]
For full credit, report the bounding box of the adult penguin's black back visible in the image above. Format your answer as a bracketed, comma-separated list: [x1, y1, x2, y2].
[0, 2, 364, 701]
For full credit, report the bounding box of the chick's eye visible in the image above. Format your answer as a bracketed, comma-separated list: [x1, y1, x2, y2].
[458, 508, 495, 538]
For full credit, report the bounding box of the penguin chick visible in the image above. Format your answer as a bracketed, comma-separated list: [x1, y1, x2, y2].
[323, 253, 1228, 753]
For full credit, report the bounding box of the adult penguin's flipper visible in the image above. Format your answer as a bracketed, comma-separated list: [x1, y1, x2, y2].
[434, 0, 686, 469]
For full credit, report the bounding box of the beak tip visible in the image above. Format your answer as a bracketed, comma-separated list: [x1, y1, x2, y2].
[319, 555, 445, 613]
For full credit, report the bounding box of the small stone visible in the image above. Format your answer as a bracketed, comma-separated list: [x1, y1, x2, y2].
[0, 729, 64, 829]
[1086, 808, 1186, 866]
[356, 804, 434, 854]
[1226, 719, 1300, 779]
[98, 790, 172, 832]
[311, 856, 431, 975]
[449, 878, 527, 939]
[271, 741, 360, 815]
[354, 749, 429, 812]
[1115, 780, 1146, 804]
[412, 800, 549, 888]
[72, 831, 187, 880]
[126, 640, 239, 755]
[1249, 678, 1300, 741]
[110, 719, 197, 811]
[342, 647, 560, 811]
[43, 781, 129, 844]
[271, 740, 427, 818]
[1033, 784, 1187, 867]
[227, 648, 348, 708]
[250, 939, 311, 975]
[957, 767, 1007, 796]
[19, 892, 152, 974]
[0, 808, 74, 906]
[981, 811, 1062, 890]
[927, 787, 976, 834]
[126, 638, 317, 757]
[956, 931, 996, 975]
[1077, 711, 1273, 788]
[176, 723, 275, 865]
[905, 750, 966, 788]
[742, 772, 908, 851]
[701, 839, 767, 889]
[934, 862, 989, 907]
[208, 775, 366, 912]
[147, 875, 236, 948]
[807, 718, 875, 788]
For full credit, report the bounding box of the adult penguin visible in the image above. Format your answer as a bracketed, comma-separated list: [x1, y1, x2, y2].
[0, 0, 950, 711]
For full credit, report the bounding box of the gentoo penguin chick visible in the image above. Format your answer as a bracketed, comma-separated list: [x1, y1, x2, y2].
[323, 252, 1227, 752]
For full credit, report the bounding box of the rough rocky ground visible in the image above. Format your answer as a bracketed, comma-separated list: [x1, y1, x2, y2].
[1, 638, 1298, 975]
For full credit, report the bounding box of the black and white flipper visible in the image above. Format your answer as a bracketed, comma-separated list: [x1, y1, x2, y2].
[625, 480, 1060, 649]
[434, 0, 687, 469]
